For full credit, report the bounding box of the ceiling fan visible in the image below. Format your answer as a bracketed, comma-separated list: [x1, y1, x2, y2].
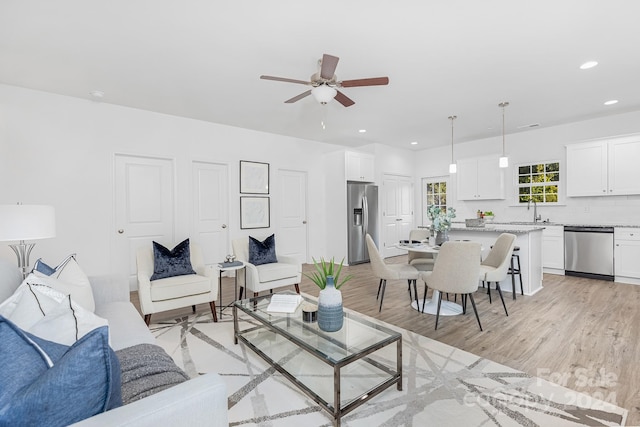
[260, 53, 389, 107]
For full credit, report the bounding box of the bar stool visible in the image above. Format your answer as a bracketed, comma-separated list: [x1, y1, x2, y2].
[509, 246, 523, 299]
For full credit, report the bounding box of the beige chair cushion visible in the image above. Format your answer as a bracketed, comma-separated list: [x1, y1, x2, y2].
[150, 274, 211, 302]
[422, 241, 481, 294]
[480, 233, 516, 282]
[256, 263, 298, 283]
[365, 234, 419, 281]
[387, 264, 421, 280]
[408, 229, 433, 265]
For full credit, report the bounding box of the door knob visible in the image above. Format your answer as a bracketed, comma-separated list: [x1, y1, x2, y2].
[117, 229, 124, 234]
[222, 224, 227, 229]
[303, 221, 307, 224]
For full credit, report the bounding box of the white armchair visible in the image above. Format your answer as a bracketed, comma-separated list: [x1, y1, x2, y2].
[232, 237, 301, 298]
[136, 243, 218, 325]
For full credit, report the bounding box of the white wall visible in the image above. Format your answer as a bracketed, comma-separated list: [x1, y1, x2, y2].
[413, 111, 640, 225]
[3, 82, 639, 278]
[0, 84, 345, 275]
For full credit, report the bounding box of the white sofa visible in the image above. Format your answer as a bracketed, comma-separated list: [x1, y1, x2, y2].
[0, 260, 228, 427]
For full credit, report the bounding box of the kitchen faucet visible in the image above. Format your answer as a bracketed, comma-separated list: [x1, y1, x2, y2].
[528, 198, 542, 223]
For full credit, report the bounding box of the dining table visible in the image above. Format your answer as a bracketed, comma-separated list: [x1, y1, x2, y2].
[394, 241, 466, 316]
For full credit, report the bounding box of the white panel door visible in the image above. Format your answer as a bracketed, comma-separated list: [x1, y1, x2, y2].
[114, 154, 174, 290]
[277, 169, 308, 263]
[381, 176, 400, 257]
[192, 161, 229, 267]
[381, 174, 413, 258]
[397, 177, 414, 242]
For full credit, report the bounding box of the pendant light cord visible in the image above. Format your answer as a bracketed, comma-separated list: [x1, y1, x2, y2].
[499, 102, 509, 156]
[448, 115, 456, 162]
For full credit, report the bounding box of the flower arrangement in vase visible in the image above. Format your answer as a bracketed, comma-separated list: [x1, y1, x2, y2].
[427, 205, 457, 245]
[304, 257, 352, 332]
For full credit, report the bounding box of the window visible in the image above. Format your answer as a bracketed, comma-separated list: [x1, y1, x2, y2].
[422, 177, 448, 224]
[517, 161, 560, 204]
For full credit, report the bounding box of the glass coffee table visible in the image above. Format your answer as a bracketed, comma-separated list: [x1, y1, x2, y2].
[233, 293, 402, 427]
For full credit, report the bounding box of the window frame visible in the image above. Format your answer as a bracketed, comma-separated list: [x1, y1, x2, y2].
[515, 160, 561, 205]
[421, 176, 449, 226]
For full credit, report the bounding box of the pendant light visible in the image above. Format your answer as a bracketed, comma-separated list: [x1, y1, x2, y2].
[448, 115, 457, 174]
[498, 101, 509, 168]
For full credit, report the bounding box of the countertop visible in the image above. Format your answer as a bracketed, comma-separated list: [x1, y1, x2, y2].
[421, 222, 640, 235]
[448, 224, 545, 234]
[473, 221, 640, 228]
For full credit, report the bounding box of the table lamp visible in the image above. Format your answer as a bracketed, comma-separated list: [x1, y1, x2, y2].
[0, 204, 56, 278]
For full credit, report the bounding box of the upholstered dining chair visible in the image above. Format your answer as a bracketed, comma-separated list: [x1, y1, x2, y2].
[408, 229, 435, 271]
[421, 241, 483, 330]
[479, 233, 516, 317]
[232, 235, 301, 298]
[365, 234, 420, 311]
[137, 241, 218, 326]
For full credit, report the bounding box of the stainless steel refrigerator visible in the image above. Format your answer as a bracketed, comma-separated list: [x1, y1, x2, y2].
[347, 182, 379, 264]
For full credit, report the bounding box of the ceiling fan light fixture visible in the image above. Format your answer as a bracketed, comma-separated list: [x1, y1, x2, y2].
[311, 85, 337, 104]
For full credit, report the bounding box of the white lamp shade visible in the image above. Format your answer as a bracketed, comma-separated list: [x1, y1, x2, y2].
[449, 163, 457, 174]
[499, 156, 509, 168]
[0, 204, 56, 241]
[311, 85, 337, 104]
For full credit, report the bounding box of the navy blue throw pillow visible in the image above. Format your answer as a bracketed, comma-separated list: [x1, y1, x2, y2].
[150, 239, 196, 281]
[0, 317, 122, 426]
[249, 234, 278, 266]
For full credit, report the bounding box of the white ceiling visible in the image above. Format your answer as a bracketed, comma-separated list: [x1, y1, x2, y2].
[2, 0, 639, 151]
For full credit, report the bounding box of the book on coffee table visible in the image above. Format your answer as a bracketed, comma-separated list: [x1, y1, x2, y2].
[267, 294, 303, 313]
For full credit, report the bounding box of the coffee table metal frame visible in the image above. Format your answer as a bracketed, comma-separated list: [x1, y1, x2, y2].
[233, 294, 402, 427]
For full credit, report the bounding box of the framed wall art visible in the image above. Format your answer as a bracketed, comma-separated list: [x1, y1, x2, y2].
[240, 196, 270, 229]
[240, 160, 269, 194]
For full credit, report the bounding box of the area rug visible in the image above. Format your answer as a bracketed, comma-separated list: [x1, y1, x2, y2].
[150, 307, 627, 427]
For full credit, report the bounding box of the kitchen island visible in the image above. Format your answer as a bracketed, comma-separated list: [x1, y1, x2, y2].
[446, 224, 544, 296]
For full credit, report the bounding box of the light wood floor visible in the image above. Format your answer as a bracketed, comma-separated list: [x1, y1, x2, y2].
[133, 257, 640, 425]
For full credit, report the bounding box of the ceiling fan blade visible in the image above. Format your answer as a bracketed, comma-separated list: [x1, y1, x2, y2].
[320, 54, 339, 80]
[339, 77, 389, 88]
[284, 90, 312, 103]
[260, 75, 310, 85]
[334, 90, 355, 107]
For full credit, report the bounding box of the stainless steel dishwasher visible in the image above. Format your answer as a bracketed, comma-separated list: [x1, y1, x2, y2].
[564, 226, 614, 281]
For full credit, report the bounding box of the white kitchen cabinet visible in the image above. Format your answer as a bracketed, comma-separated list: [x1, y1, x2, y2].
[566, 135, 640, 197]
[615, 228, 640, 284]
[346, 151, 375, 182]
[457, 156, 505, 200]
[542, 225, 564, 273]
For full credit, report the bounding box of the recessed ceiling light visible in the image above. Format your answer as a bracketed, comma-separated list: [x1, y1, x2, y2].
[89, 90, 104, 99]
[358, 129, 366, 133]
[604, 99, 618, 106]
[410, 141, 418, 145]
[580, 61, 598, 70]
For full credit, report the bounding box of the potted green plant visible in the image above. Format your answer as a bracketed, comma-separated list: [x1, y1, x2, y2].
[304, 257, 352, 290]
[304, 257, 352, 332]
